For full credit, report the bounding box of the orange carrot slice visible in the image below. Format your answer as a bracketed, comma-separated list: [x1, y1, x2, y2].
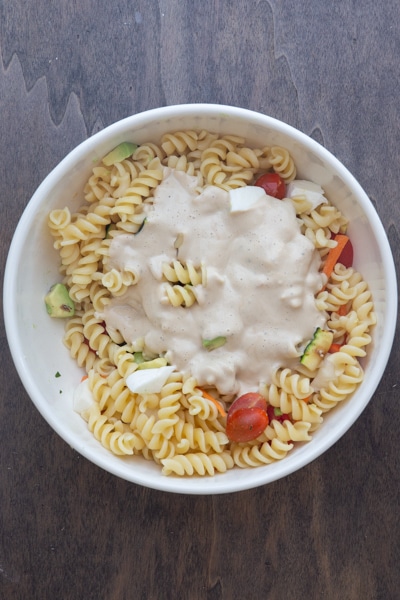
[199, 388, 227, 417]
[329, 343, 342, 353]
[322, 234, 352, 279]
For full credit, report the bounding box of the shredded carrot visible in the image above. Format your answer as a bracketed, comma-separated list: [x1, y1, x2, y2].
[80, 374, 88, 382]
[303, 395, 312, 404]
[322, 234, 350, 279]
[199, 388, 227, 417]
[338, 304, 348, 316]
[329, 343, 342, 354]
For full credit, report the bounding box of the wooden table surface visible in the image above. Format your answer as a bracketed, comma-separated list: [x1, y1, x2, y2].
[1, 2, 399, 599]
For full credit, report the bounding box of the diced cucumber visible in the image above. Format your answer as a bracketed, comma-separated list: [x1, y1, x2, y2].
[300, 328, 333, 371]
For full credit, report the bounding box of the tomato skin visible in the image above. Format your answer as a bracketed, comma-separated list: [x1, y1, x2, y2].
[226, 393, 269, 441]
[339, 238, 354, 268]
[267, 405, 290, 424]
[226, 407, 269, 442]
[228, 392, 267, 417]
[254, 172, 286, 199]
[226, 393, 269, 442]
[331, 234, 354, 268]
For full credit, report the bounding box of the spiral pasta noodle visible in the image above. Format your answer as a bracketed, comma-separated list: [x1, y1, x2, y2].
[270, 368, 314, 400]
[47, 128, 375, 477]
[162, 260, 206, 286]
[264, 385, 323, 425]
[231, 439, 294, 468]
[269, 146, 296, 181]
[87, 404, 139, 455]
[110, 158, 164, 222]
[161, 283, 200, 307]
[161, 452, 234, 476]
[161, 130, 201, 155]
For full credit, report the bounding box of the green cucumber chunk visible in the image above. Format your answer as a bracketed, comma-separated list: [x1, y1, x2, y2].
[300, 328, 333, 371]
[102, 142, 138, 166]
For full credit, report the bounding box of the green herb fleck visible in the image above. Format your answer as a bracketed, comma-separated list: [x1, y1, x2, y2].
[55, 371, 61, 378]
[135, 217, 147, 235]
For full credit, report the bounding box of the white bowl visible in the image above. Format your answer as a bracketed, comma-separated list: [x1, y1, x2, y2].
[4, 104, 397, 494]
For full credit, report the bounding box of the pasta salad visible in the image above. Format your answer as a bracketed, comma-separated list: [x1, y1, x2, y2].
[45, 130, 375, 476]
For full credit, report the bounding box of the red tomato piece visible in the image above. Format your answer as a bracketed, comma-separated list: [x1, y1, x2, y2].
[228, 392, 267, 417]
[267, 405, 290, 424]
[254, 172, 286, 199]
[338, 238, 354, 268]
[226, 407, 269, 443]
[330, 234, 354, 268]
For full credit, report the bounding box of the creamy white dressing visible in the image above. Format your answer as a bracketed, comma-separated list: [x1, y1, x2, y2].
[101, 169, 327, 396]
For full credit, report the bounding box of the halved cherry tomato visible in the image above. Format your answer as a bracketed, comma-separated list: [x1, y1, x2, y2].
[254, 172, 286, 199]
[339, 238, 353, 268]
[226, 407, 269, 442]
[331, 234, 354, 268]
[228, 392, 267, 417]
[226, 393, 268, 442]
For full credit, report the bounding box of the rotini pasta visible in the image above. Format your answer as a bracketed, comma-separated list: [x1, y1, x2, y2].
[161, 283, 200, 308]
[161, 452, 234, 476]
[269, 146, 296, 181]
[231, 439, 294, 468]
[47, 129, 375, 477]
[162, 260, 206, 286]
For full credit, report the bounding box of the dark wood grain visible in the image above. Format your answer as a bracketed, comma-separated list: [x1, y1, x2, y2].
[1, 1, 399, 599]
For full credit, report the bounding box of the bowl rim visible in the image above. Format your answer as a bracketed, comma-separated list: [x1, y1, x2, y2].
[3, 103, 398, 494]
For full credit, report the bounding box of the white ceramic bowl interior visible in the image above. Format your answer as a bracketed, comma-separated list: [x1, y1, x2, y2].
[4, 104, 397, 494]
